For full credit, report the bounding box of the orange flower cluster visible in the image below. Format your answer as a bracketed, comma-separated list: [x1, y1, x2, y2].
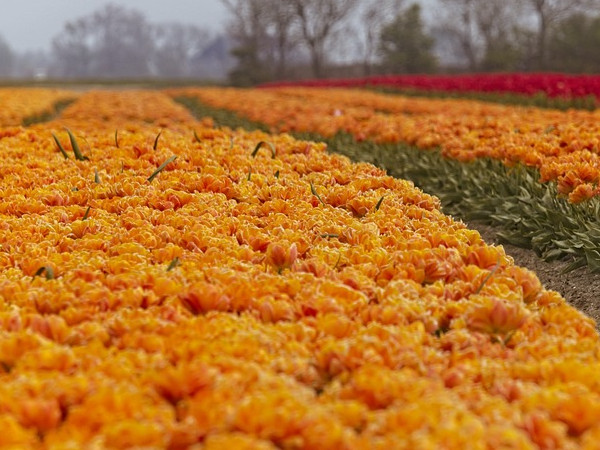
[0, 89, 599, 448]
[169, 87, 600, 202]
[59, 90, 196, 127]
[0, 88, 77, 127]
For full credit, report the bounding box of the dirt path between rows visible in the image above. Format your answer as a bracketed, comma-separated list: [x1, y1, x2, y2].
[468, 221, 600, 325]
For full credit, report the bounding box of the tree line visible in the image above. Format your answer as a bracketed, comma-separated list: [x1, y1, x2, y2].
[0, 0, 599, 82]
[0, 4, 232, 80]
[223, 0, 600, 85]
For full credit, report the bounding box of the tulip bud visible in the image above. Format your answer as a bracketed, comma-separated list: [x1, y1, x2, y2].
[467, 297, 528, 336]
[265, 242, 298, 274]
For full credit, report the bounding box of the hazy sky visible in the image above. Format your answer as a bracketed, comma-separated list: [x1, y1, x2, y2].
[1, 0, 228, 52]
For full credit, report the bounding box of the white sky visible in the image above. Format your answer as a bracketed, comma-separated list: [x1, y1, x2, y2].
[0, 0, 228, 52]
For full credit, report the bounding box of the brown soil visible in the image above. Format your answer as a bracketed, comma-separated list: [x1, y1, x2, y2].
[468, 222, 600, 326]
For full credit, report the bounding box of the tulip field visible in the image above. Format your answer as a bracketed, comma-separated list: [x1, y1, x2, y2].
[170, 86, 600, 273]
[261, 73, 600, 110]
[0, 85, 600, 448]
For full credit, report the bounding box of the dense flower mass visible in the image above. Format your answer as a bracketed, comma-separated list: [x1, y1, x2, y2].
[0, 88, 77, 127]
[169, 87, 600, 202]
[0, 89, 599, 448]
[260, 73, 600, 101]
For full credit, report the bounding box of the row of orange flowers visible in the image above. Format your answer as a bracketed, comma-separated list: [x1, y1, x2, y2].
[167, 87, 600, 203]
[0, 89, 598, 448]
[0, 88, 77, 128]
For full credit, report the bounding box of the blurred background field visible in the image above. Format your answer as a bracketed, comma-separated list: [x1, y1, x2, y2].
[1, 0, 600, 87]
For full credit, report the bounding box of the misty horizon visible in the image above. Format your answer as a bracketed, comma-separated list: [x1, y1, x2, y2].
[0, 0, 227, 53]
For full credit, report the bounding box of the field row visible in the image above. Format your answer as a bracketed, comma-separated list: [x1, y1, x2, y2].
[168, 87, 600, 203]
[262, 73, 600, 109]
[168, 87, 600, 273]
[0, 88, 76, 127]
[0, 89, 598, 448]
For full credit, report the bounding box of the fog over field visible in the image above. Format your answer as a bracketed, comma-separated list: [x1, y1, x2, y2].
[0, 0, 598, 81]
[1, 0, 227, 52]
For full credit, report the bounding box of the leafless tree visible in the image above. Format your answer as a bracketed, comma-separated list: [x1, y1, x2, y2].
[291, 0, 359, 77]
[90, 4, 154, 78]
[356, 0, 403, 75]
[264, 0, 298, 79]
[434, 0, 481, 70]
[52, 19, 93, 78]
[434, 0, 526, 71]
[221, 0, 265, 50]
[473, 0, 525, 70]
[153, 23, 211, 78]
[221, 0, 301, 82]
[221, 0, 271, 84]
[0, 35, 15, 78]
[52, 4, 154, 78]
[523, 0, 600, 69]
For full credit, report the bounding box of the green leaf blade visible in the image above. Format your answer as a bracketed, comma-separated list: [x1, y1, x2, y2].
[82, 206, 91, 221]
[66, 128, 88, 161]
[33, 266, 54, 280]
[153, 131, 162, 150]
[147, 155, 178, 183]
[310, 182, 325, 205]
[251, 141, 276, 159]
[52, 133, 69, 159]
[166, 257, 180, 272]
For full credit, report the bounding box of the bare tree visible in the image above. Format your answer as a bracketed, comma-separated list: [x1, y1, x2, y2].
[52, 19, 94, 78]
[91, 4, 154, 78]
[291, 0, 359, 77]
[153, 23, 211, 78]
[357, 0, 403, 75]
[473, 0, 525, 71]
[52, 4, 154, 78]
[0, 35, 15, 78]
[264, 0, 298, 79]
[434, 0, 525, 71]
[221, 0, 272, 84]
[221, 0, 300, 83]
[435, 0, 481, 70]
[523, 0, 600, 69]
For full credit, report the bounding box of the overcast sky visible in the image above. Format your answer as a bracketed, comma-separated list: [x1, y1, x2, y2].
[1, 0, 228, 53]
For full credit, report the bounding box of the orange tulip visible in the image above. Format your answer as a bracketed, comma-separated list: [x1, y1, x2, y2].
[180, 283, 231, 314]
[265, 242, 298, 274]
[466, 297, 529, 336]
[17, 398, 62, 433]
[0, 88, 595, 448]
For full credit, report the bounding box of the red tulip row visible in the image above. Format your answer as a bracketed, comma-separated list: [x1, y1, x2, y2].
[261, 73, 600, 101]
